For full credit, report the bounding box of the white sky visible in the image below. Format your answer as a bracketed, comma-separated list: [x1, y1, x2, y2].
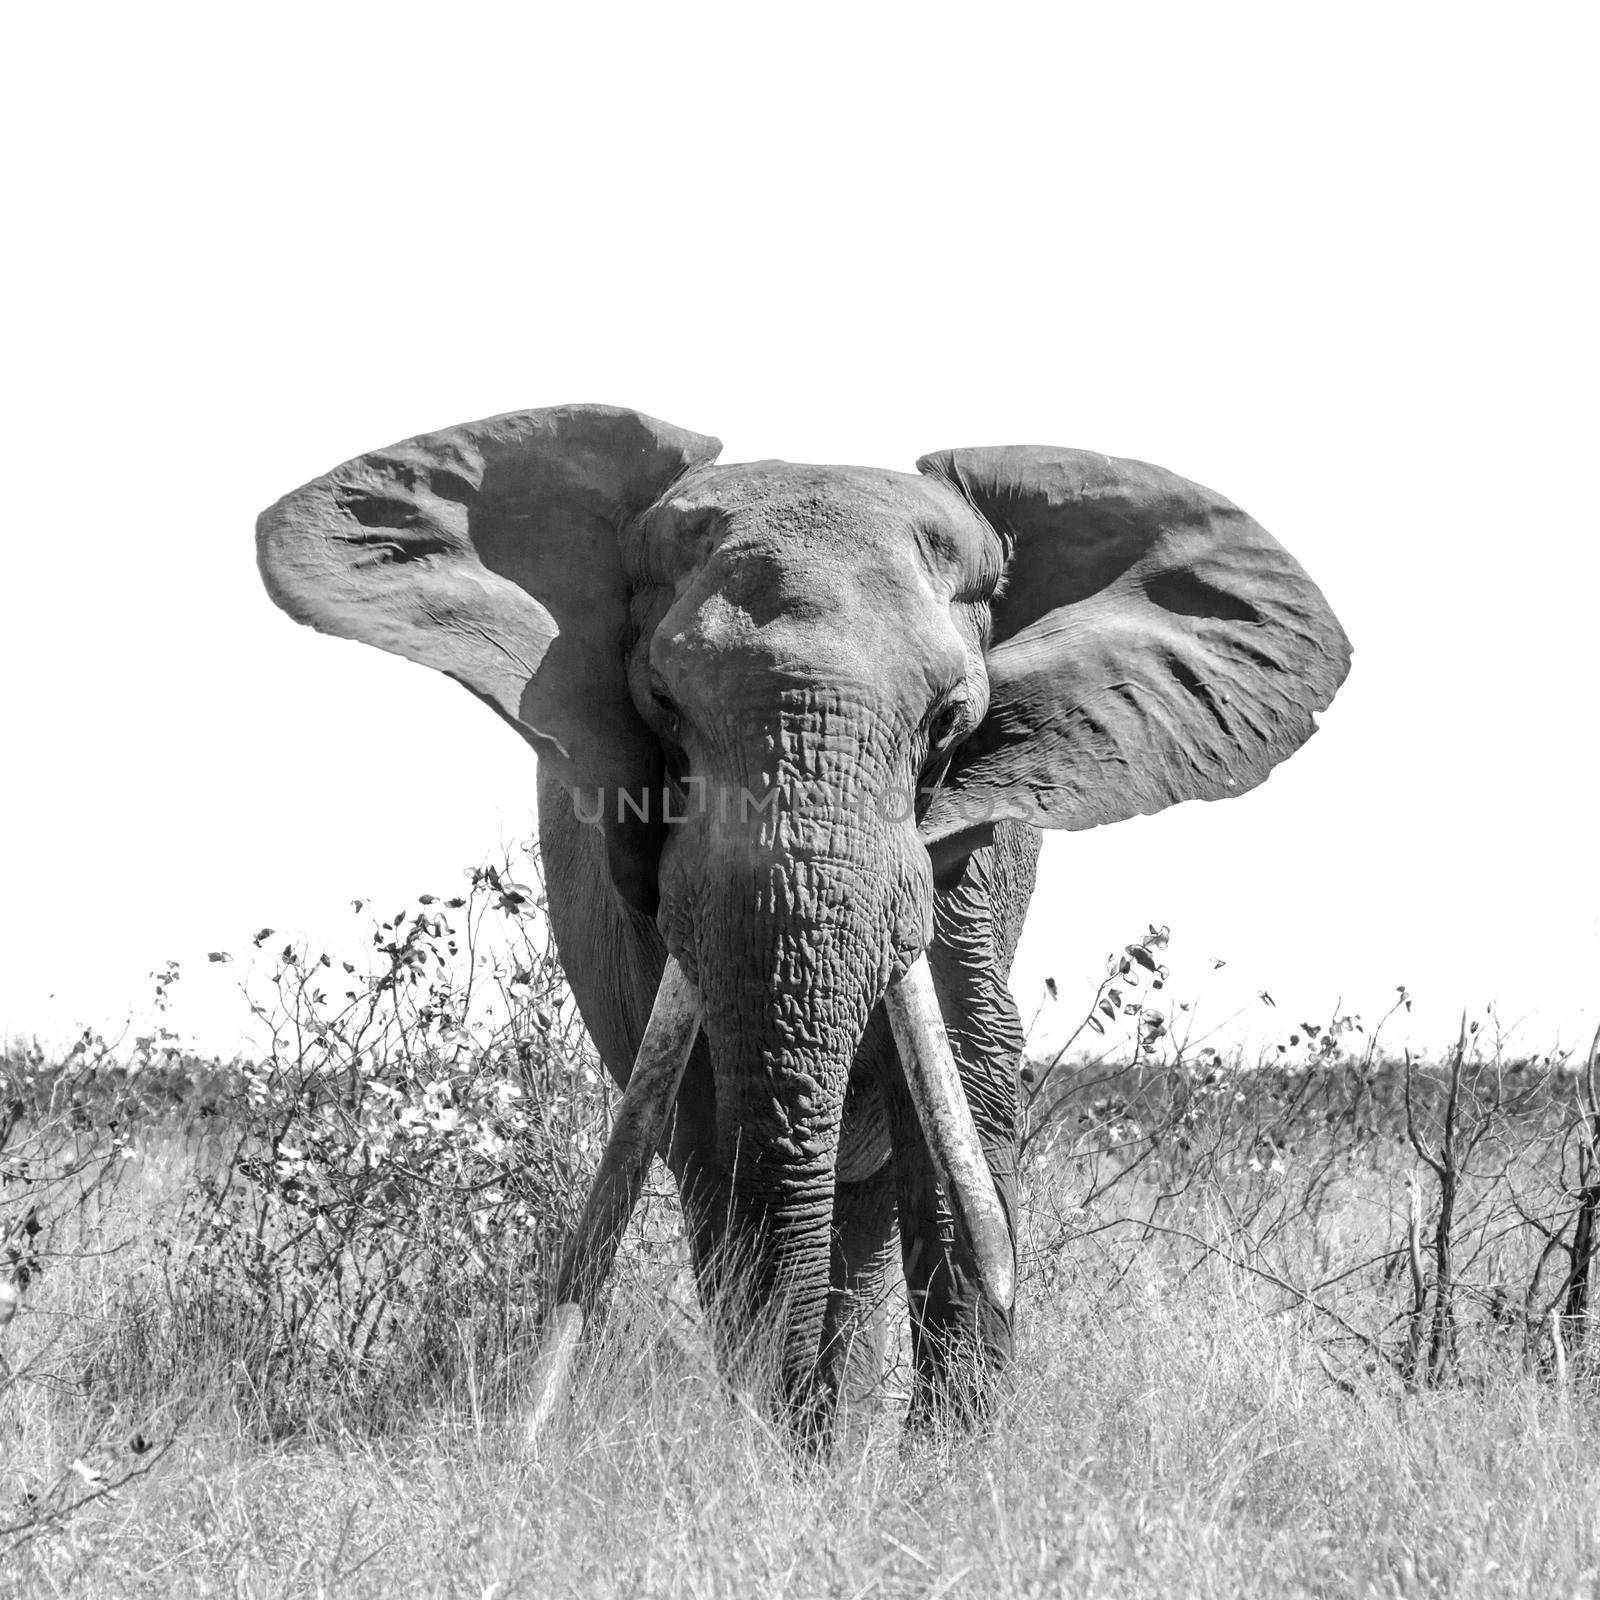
[3, 4, 1595, 1064]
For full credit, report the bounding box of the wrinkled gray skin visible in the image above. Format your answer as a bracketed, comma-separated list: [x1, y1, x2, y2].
[257, 405, 1350, 1446]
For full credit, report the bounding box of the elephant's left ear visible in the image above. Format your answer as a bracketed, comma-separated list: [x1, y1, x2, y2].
[257, 404, 721, 807]
[916, 445, 1351, 840]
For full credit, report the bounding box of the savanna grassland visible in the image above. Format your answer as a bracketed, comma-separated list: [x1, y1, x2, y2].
[5, 865, 1600, 1599]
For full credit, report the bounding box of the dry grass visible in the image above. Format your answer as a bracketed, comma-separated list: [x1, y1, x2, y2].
[7, 1131, 1600, 1600]
[8, 890, 1599, 1596]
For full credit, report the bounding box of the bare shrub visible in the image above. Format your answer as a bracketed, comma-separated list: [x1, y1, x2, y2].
[1021, 928, 1600, 1396]
[2, 842, 620, 1555]
[151, 852, 617, 1433]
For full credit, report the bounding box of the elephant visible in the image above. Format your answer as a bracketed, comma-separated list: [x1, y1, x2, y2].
[257, 403, 1349, 1446]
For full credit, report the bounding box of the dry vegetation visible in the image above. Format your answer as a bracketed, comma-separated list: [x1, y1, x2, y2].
[5, 861, 1600, 1598]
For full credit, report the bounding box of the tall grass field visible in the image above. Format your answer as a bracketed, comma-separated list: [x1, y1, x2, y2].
[5, 860, 1598, 1598]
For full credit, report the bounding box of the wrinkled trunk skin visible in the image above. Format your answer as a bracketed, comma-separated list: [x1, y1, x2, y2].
[658, 694, 928, 1443]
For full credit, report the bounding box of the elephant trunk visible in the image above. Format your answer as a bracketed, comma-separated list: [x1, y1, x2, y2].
[688, 816, 922, 1430]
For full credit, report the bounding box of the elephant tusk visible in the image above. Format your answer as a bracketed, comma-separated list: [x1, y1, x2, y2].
[884, 955, 1016, 1313]
[522, 1301, 582, 1445]
[524, 955, 702, 1445]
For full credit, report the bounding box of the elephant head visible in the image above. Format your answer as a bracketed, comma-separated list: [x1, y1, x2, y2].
[257, 404, 1349, 1430]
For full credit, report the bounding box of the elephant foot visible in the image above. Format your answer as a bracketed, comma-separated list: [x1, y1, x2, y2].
[904, 1360, 1010, 1438]
[904, 1264, 1015, 1435]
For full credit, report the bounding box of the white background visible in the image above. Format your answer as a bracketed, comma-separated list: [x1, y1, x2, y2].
[3, 3, 1594, 1062]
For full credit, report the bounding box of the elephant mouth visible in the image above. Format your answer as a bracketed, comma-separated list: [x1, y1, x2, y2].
[525, 951, 1013, 1433]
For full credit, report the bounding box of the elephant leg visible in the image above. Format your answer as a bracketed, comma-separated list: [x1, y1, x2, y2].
[816, 1163, 899, 1416]
[663, 1044, 736, 1305]
[889, 1078, 1013, 1428]
[891, 824, 1039, 1426]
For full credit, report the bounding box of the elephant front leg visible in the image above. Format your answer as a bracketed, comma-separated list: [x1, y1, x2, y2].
[816, 1163, 899, 1421]
[663, 1043, 738, 1308]
[890, 1080, 1017, 1429]
[888, 835, 1030, 1428]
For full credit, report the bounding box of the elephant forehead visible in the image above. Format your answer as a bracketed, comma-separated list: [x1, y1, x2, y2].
[658, 547, 966, 694]
[642, 461, 995, 584]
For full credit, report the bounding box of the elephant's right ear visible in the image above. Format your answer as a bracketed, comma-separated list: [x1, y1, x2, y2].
[916, 445, 1351, 841]
[257, 404, 721, 805]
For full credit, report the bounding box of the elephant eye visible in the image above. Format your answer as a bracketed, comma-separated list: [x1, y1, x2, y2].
[650, 685, 681, 736]
[927, 696, 967, 752]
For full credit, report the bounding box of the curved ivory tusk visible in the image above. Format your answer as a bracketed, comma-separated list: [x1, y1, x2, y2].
[524, 955, 701, 1446]
[884, 955, 1016, 1312]
[522, 1301, 582, 1445]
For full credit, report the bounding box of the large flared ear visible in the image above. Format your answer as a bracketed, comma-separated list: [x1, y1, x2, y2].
[915, 446, 1351, 841]
[258, 402, 721, 816]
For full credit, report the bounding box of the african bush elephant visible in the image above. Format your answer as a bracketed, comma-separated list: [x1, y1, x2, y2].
[257, 404, 1349, 1445]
